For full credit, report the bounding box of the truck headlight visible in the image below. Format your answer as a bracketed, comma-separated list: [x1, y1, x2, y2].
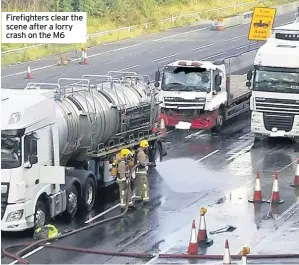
[6, 209, 24, 222]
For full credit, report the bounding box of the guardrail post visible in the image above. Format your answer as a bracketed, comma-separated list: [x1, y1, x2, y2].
[171, 15, 175, 23]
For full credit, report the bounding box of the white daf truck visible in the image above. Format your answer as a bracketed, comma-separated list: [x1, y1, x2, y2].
[1, 72, 166, 232]
[246, 21, 299, 143]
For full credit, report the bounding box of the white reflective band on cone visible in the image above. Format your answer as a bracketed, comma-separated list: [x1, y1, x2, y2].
[255, 178, 261, 191]
[273, 179, 279, 192]
[199, 215, 206, 230]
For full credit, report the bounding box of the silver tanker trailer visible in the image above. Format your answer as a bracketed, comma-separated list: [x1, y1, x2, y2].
[1, 71, 166, 232]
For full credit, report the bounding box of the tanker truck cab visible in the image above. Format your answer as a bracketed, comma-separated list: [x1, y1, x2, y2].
[1, 89, 66, 231]
[155, 59, 250, 132]
[246, 22, 299, 143]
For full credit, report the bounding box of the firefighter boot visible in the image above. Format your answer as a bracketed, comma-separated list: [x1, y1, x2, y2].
[141, 173, 150, 202]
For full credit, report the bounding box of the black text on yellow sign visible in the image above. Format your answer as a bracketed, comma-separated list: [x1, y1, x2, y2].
[248, 7, 276, 41]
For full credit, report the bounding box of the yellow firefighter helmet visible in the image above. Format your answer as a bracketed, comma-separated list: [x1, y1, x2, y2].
[140, 140, 149, 148]
[119, 148, 133, 159]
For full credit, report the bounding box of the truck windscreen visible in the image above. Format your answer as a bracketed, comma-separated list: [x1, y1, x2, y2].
[161, 66, 211, 92]
[1, 130, 23, 169]
[253, 66, 299, 93]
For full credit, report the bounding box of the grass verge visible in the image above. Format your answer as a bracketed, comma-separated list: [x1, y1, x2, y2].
[1, 0, 295, 66]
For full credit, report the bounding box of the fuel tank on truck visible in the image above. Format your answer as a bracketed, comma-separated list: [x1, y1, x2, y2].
[52, 74, 160, 165]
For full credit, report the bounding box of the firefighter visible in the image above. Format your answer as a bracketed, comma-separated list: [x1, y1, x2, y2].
[33, 224, 59, 240]
[117, 148, 134, 209]
[134, 140, 155, 203]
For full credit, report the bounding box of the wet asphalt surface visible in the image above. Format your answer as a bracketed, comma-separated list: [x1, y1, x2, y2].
[2, 10, 299, 265]
[2, 112, 299, 264]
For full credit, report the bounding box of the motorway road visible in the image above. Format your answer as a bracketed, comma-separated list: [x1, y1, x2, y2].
[2, 113, 299, 264]
[2, 10, 299, 265]
[1, 11, 295, 88]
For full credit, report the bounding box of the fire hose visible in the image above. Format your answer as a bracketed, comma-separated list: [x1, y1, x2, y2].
[2, 163, 144, 264]
[3, 163, 299, 263]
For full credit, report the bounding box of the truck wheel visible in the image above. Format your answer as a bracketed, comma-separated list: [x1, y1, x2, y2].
[81, 177, 96, 212]
[252, 134, 265, 149]
[153, 144, 163, 165]
[211, 108, 224, 133]
[34, 199, 49, 229]
[63, 184, 79, 220]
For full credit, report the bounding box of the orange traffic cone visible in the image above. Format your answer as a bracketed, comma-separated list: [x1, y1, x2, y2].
[152, 123, 158, 134]
[197, 207, 213, 245]
[267, 171, 284, 204]
[79, 48, 88, 65]
[25, 65, 32, 79]
[291, 158, 299, 187]
[160, 116, 166, 137]
[248, 172, 266, 203]
[223, 239, 231, 264]
[187, 220, 198, 255]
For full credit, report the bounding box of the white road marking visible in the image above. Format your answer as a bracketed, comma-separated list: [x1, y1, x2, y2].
[278, 20, 294, 26]
[117, 64, 139, 71]
[166, 129, 176, 135]
[184, 130, 204, 139]
[84, 203, 120, 224]
[236, 42, 259, 50]
[192, 43, 214, 51]
[196, 149, 219, 162]
[201, 52, 226, 60]
[151, 53, 180, 63]
[224, 35, 246, 42]
[238, 132, 252, 140]
[2, 26, 210, 79]
[226, 145, 252, 162]
[8, 243, 51, 265]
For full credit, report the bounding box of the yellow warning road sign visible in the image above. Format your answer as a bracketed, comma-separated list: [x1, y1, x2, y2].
[248, 7, 276, 41]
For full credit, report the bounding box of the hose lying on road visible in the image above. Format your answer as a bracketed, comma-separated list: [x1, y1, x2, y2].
[2, 164, 141, 264]
[4, 241, 299, 262]
[158, 253, 299, 259]
[3, 163, 299, 263]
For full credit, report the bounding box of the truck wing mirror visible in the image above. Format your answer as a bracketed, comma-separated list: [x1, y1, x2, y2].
[154, 81, 160, 88]
[247, 70, 253, 81]
[29, 154, 38, 165]
[155, 70, 160, 81]
[215, 86, 221, 92]
[215, 75, 222, 86]
[246, 81, 252, 89]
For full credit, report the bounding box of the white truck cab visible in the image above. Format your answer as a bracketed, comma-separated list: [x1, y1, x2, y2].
[154, 58, 250, 132]
[246, 21, 299, 142]
[1, 89, 65, 231]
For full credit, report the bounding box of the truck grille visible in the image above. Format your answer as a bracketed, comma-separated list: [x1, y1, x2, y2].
[263, 113, 294, 132]
[256, 97, 299, 115]
[1, 183, 9, 220]
[164, 97, 205, 109]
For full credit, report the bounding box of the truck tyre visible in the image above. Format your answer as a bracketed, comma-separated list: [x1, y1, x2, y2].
[252, 133, 265, 149]
[34, 198, 49, 229]
[211, 108, 224, 133]
[153, 143, 163, 165]
[63, 184, 79, 220]
[80, 177, 96, 212]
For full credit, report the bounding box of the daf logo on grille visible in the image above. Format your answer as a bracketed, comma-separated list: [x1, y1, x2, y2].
[256, 97, 265, 100]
